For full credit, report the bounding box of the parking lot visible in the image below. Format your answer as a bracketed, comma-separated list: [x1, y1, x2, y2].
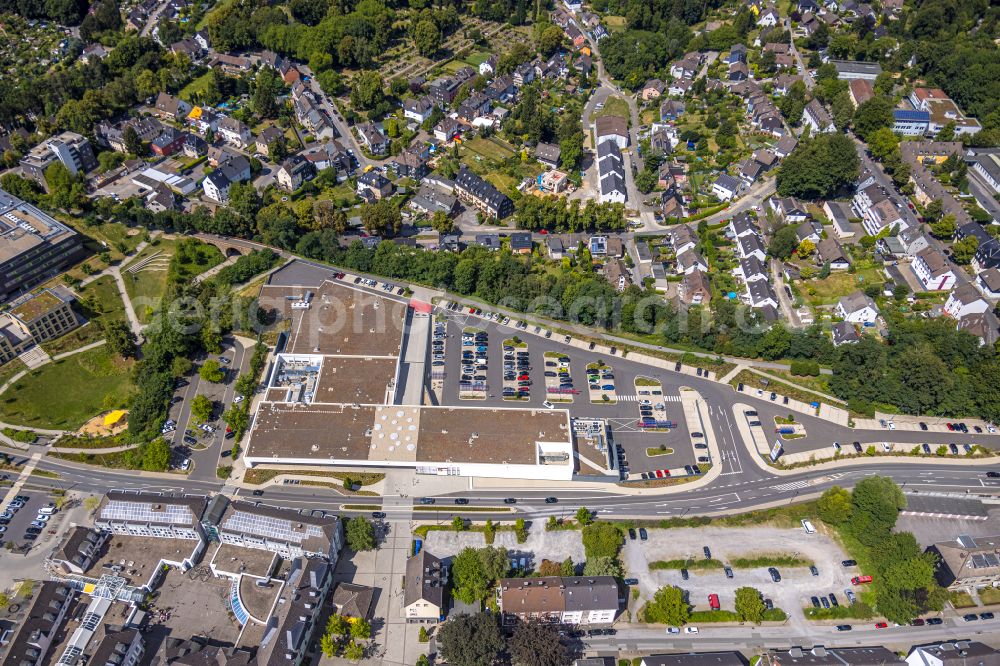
[436, 309, 699, 477]
[0, 490, 59, 552]
[622, 525, 858, 628]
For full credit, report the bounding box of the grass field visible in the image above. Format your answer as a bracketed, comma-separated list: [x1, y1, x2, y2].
[461, 137, 516, 161]
[594, 96, 631, 123]
[180, 71, 215, 103]
[122, 238, 223, 322]
[41, 276, 128, 356]
[461, 51, 491, 67]
[0, 347, 134, 430]
[604, 15, 627, 32]
[800, 267, 882, 306]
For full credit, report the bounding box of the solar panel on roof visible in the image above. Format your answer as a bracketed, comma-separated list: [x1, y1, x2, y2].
[100, 500, 194, 525]
[984, 553, 1000, 568]
[972, 553, 989, 568]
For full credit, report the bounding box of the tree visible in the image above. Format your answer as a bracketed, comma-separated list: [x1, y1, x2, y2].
[343, 640, 364, 661]
[635, 169, 657, 193]
[430, 210, 454, 233]
[320, 633, 337, 658]
[539, 25, 564, 56]
[199, 359, 225, 383]
[326, 614, 350, 636]
[350, 71, 386, 111]
[190, 394, 214, 423]
[140, 439, 172, 472]
[103, 319, 137, 358]
[418, 626, 430, 642]
[252, 67, 282, 119]
[452, 515, 465, 531]
[848, 476, 905, 544]
[797, 238, 816, 259]
[350, 618, 371, 639]
[416, 655, 430, 666]
[361, 199, 401, 237]
[643, 586, 690, 626]
[267, 137, 288, 162]
[581, 523, 622, 558]
[437, 613, 504, 666]
[413, 20, 442, 56]
[769, 225, 800, 260]
[575, 506, 593, 526]
[582, 556, 623, 577]
[223, 406, 249, 441]
[817, 486, 852, 525]
[560, 557, 575, 576]
[776, 133, 860, 199]
[923, 199, 944, 223]
[508, 621, 568, 666]
[123, 125, 143, 155]
[853, 96, 894, 140]
[930, 213, 957, 239]
[346, 517, 376, 551]
[952, 235, 979, 264]
[867, 127, 899, 163]
[734, 587, 766, 623]
[451, 548, 492, 603]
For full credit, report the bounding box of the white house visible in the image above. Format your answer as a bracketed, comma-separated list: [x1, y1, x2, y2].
[802, 99, 835, 133]
[217, 117, 251, 148]
[757, 8, 780, 26]
[905, 642, 1000, 666]
[943, 283, 990, 319]
[977, 268, 1000, 299]
[403, 96, 434, 124]
[712, 173, 741, 201]
[737, 233, 767, 262]
[676, 249, 709, 275]
[499, 577, 619, 626]
[912, 248, 956, 291]
[835, 291, 879, 324]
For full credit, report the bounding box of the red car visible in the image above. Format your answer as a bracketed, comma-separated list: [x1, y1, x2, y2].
[874, 622, 888, 629]
[946, 423, 955, 431]
[660, 469, 671, 478]
[852, 575, 873, 585]
[708, 594, 720, 611]
[654, 470, 664, 478]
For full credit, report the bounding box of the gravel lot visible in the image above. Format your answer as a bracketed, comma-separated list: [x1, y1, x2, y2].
[424, 526, 585, 570]
[622, 526, 856, 631]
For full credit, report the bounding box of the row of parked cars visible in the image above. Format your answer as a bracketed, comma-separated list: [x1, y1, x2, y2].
[0, 495, 56, 542]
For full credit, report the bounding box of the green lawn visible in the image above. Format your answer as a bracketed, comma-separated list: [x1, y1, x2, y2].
[594, 96, 631, 124]
[0, 347, 134, 430]
[801, 268, 882, 306]
[180, 71, 215, 103]
[122, 238, 223, 322]
[42, 276, 128, 356]
[461, 137, 516, 161]
[462, 51, 491, 67]
[604, 15, 627, 32]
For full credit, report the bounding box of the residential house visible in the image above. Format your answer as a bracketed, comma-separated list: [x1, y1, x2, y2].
[80, 42, 110, 62]
[803, 99, 835, 133]
[331, 582, 375, 620]
[738, 159, 764, 185]
[737, 233, 767, 262]
[428, 76, 463, 106]
[594, 115, 629, 148]
[153, 92, 191, 120]
[727, 44, 748, 64]
[877, 235, 906, 259]
[479, 54, 498, 77]
[943, 283, 989, 319]
[712, 174, 742, 201]
[604, 258, 632, 291]
[824, 200, 856, 239]
[862, 199, 905, 236]
[912, 248, 956, 291]
[773, 135, 798, 159]
[668, 78, 693, 98]
[597, 140, 627, 204]
[831, 321, 860, 346]
[182, 133, 207, 158]
[202, 155, 251, 205]
[770, 196, 809, 223]
[667, 225, 698, 256]
[186, 106, 221, 135]
[146, 184, 178, 213]
[757, 7, 780, 26]
[679, 269, 710, 305]
[356, 122, 389, 155]
[763, 647, 901, 665]
[835, 291, 879, 324]
[905, 641, 1000, 666]
[94, 116, 163, 153]
[970, 152, 1000, 194]
[255, 126, 285, 157]
[540, 169, 570, 193]
[898, 227, 930, 258]
[641, 653, 747, 666]
[390, 150, 428, 180]
[795, 219, 823, 244]
[0, 582, 75, 666]
[976, 268, 1000, 299]
[455, 167, 513, 219]
[46, 526, 109, 575]
[433, 117, 463, 143]
[276, 155, 315, 192]
[931, 535, 1000, 591]
[513, 62, 536, 86]
[735, 255, 768, 284]
[510, 232, 533, 254]
[956, 313, 1000, 347]
[150, 127, 185, 156]
[356, 171, 394, 202]
[547, 237, 566, 260]
[773, 74, 803, 96]
[535, 142, 562, 169]
[660, 99, 686, 121]
[729, 214, 761, 240]
[497, 576, 620, 626]
[669, 54, 701, 79]
[217, 117, 251, 149]
[410, 184, 458, 218]
[816, 238, 850, 270]
[676, 249, 709, 275]
[301, 139, 354, 178]
[209, 53, 251, 75]
[746, 280, 779, 310]
[404, 549, 446, 623]
[475, 234, 502, 251]
[641, 79, 666, 100]
[403, 96, 435, 124]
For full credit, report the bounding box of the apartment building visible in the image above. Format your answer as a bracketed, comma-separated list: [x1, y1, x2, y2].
[20, 131, 98, 188]
[497, 576, 621, 626]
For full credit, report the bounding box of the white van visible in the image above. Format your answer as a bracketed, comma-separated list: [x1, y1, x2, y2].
[39, 506, 56, 516]
[801, 519, 816, 534]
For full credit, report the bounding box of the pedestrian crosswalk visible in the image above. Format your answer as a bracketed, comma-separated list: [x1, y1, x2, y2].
[768, 479, 815, 492]
[617, 395, 682, 403]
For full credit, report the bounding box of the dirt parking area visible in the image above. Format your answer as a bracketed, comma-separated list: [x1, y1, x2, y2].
[424, 526, 584, 570]
[622, 526, 856, 631]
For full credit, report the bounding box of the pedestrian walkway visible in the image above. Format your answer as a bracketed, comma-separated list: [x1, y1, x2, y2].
[0, 452, 41, 512]
[616, 395, 681, 403]
[18, 345, 50, 368]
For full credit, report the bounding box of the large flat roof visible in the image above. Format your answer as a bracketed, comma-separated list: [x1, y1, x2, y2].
[417, 406, 568, 465]
[316, 356, 397, 404]
[260, 281, 406, 357]
[246, 403, 377, 461]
